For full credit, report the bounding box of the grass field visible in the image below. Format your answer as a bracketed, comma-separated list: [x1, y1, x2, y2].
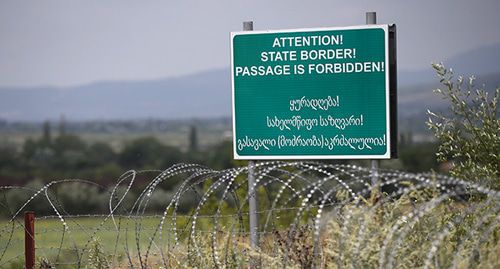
[0, 215, 202, 268]
[1, 199, 498, 269]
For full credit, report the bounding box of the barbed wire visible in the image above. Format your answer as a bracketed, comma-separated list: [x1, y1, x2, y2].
[0, 162, 498, 268]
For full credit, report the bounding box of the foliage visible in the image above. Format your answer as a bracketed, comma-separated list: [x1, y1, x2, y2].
[1, 180, 54, 217]
[107, 189, 499, 268]
[398, 142, 439, 172]
[0, 134, 217, 184]
[273, 225, 314, 268]
[119, 137, 183, 169]
[55, 183, 108, 215]
[1, 124, 444, 187]
[427, 64, 499, 189]
[316, 188, 498, 268]
[39, 258, 54, 269]
[86, 237, 110, 269]
[188, 125, 198, 153]
[1, 172, 498, 268]
[205, 140, 237, 170]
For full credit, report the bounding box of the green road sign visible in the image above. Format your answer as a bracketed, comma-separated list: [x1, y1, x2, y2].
[231, 25, 396, 159]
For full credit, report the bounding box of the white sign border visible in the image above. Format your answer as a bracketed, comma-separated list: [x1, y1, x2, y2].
[230, 24, 391, 160]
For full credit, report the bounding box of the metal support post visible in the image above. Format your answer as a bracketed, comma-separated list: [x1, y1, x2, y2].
[243, 21, 259, 249]
[366, 12, 380, 188]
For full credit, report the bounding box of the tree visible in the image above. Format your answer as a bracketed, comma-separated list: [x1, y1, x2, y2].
[42, 120, 52, 144]
[52, 134, 86, 155]
[86, 142, 116, 167]
[188, 125, 198, 153]
[206, 140, 235, 170]
[398, 142, 439, 172]
[427, 64, 499, 189]
[0, 144, 18, 174]
[119, 137, 183, 169]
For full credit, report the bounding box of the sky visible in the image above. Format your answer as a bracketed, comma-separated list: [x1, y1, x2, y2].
[1, 0, 500, 88]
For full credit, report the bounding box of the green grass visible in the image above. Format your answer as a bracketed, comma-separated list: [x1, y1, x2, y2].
[0, 216, 195, 268]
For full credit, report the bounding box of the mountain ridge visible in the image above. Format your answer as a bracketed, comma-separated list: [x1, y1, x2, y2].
[1, 43, 498, 121]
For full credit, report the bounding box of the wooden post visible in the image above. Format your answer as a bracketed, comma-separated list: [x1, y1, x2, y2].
[25, 211, 35, 269]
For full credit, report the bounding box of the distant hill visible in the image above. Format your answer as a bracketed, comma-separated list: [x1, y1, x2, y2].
[0, 43, 498, 122]
[399, 72, 500, 118]
[0, 69, 232, 121]
[399, 42, 500, 87]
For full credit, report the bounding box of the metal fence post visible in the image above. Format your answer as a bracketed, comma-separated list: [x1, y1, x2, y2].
[366, 12, 380, 188]
[243, 21, 260, 249]
[25, 211, 35, 269]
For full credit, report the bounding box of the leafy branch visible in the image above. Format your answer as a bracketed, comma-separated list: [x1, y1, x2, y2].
[427, 63, 499, 189]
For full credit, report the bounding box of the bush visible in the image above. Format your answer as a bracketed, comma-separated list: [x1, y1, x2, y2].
[119, 137, 183, 169]
[427, 64, 499, 189]
[56, 182, 108, 214]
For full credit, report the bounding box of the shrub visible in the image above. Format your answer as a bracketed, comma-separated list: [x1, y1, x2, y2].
[427, 64, 499, 189]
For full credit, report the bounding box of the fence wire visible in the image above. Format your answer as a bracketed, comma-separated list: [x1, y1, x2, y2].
[0, 162, 499, 268]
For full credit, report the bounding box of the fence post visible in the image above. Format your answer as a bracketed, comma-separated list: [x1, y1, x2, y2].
[25, 211, 35, 269]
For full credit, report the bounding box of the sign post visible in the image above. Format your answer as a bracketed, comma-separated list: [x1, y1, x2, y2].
[232, 16, 397, 250]
[243, 21, 260, 250]
[366, 12, 380, 188]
